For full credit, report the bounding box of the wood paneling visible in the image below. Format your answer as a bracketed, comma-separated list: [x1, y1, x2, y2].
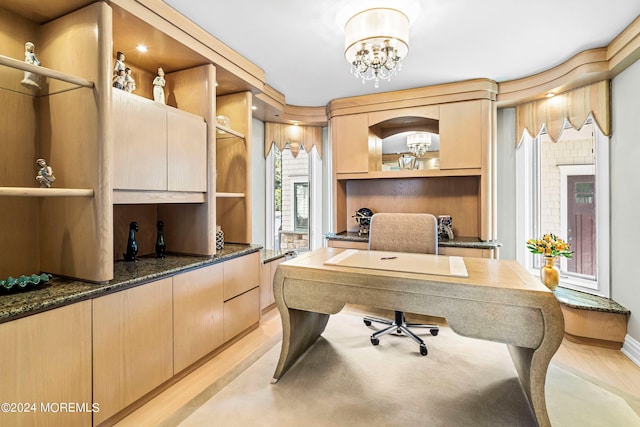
[345, 177, 480, 237]
[173, 263, 224, 373]
[167, 108, 207, 192]
[0, 302, 92, 427]
[93, 278, 173, 425]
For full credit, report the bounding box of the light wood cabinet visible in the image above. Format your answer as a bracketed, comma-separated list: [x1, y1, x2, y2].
[173, 263, 224, 374]
[333, 113, 370, 174]
[223, 252, 260, 301]
[112, 89, 207, 192]
[224, 287, 260, 342]
[0, 301, 92, 427]
[439, 100, 486, 170]
[92, 278, 173, 425]
[260, 256, 286, 312]
[438, 246, 496, 259]
[223, 252, 260, 341]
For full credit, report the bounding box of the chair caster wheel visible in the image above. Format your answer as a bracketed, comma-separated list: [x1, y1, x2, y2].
[371, 337, 379, 346]
[430, 329, 439, 336]
[419, 344, 428, 356]
[364, 319, 372, 326]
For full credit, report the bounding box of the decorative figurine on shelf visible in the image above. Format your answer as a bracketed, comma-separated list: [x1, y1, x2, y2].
[215, 225, 224, 250]
[113, 51, 125, 81]
[152, 67, 166, 104]
[123, 221, 139, 262]
[112, 68, 125, 89]
[21, 41, 42, 90]
[35, 158, 55, 188]
[124, 67, 136, 93]
[155, 220, 166, 258]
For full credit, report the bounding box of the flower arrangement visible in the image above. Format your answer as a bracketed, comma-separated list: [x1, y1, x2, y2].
[526, 233, 573, 258]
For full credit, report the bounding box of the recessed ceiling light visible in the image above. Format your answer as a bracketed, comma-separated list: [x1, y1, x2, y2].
[545, 92, 555, 98]
[136, 44, 148, 53]
[251, 105, 257, 110]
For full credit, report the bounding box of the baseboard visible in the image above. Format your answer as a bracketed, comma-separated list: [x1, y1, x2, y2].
[622, 334, 640, 368]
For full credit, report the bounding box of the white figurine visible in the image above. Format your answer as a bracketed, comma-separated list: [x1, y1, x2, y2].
[112, 69, 125, 90]
[35, 158, 55, 188]
[124, 67, 136, 93]
[153, 67, 166, 104]
[21, 41, 42, 90]
[114, 51, 125, 78]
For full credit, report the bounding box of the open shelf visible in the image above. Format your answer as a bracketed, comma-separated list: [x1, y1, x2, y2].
[0, 187, 94, 197]
[215, 124, 245, 139]
[336, 168, 482, 180]
[215, 192, 245, 198]
[0, 54, 94, 96]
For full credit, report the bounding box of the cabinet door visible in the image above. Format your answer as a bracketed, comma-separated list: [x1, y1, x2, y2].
[333, 114, 369, 174]
[269, 257, 285, 306]
[167, 108, 207, 192]
[224, 287, 260, 341]
[260, 257, 285, 311]
[112, 89, 168, 190]
[173, 263, 224, 374]
[93, 278, 173, 424]
[223, 252, 260, 301]
[0, 302, 92, 427]
[439, 100, 485, 170]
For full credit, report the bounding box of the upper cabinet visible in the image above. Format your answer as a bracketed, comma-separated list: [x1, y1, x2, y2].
[332, 113, 369, 174]
[439, 100, 487, 170]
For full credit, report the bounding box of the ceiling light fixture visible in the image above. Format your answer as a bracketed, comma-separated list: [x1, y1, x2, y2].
[344, 8, 410, 88]
[407, 132, 431, 157]
[135, 44, 148, 53]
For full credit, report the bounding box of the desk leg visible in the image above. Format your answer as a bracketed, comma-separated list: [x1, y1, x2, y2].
[508, 340, 560, 427]
[272, 308, 329, 383]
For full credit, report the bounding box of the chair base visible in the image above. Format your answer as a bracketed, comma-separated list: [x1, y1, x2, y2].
[364, 311, 439, 356]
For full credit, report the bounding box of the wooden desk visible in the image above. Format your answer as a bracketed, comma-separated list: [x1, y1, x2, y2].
[271, 248, 564, 427]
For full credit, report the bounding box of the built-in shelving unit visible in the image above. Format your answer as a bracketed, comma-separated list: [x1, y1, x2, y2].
[215, 124, 245, 139]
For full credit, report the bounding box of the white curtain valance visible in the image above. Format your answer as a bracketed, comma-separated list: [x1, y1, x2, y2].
[516, 80, 610, 146]
[265, 123, 323, 159]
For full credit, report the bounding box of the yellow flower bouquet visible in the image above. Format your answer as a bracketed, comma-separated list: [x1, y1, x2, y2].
[526, 233, 573, 258]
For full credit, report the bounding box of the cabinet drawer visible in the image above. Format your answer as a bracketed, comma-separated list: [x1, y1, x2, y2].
[327, 239, 369, 249]
[439, 247, 495, 259]
[223, 287, 260, 341]
[223, 252, 259, 301]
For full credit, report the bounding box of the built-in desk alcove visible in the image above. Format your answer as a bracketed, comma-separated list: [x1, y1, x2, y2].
[340, 176, 480, 237]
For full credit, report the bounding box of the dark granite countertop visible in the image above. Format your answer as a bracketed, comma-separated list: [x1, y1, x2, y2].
[554, 287, 630, 315]
[324, 232, 501, 249]
[0, 244, 262, 324]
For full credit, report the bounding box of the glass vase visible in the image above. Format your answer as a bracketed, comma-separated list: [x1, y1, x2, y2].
[540, 256, 560, 291]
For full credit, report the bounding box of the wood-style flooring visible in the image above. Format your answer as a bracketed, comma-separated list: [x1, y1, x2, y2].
[111, 306, 640, 427]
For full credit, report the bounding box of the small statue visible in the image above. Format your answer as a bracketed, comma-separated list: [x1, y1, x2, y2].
[123, 221, 139, 262]
[35, 158, 55, 188]
[21, 41, 42, 90]
[152, 67, 166, 104]
[124, 67, 136, 93]
[155, 220, 166, 258]
[113, 51, 125, 80]
[112, 68, 125, 89]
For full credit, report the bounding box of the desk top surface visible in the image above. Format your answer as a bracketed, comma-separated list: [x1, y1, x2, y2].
[281, 247, 553, 295]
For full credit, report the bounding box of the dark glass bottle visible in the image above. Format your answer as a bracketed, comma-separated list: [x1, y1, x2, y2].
[155, 220, 166, 258]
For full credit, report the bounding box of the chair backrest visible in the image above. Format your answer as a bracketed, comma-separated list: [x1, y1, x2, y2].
[368, 213, 438, 255]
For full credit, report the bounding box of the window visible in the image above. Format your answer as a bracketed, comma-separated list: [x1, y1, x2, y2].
[516, 120, 610, 297]
[293, 182, 309, 231]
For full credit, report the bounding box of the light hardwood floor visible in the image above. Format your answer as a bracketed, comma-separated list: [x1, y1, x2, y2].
[112, 306, 640, 426]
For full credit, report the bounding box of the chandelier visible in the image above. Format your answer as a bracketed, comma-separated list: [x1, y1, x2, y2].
[407, 132, 431, 157]
[344, 8, 410, 88]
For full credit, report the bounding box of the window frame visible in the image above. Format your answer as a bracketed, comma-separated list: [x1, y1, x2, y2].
[516, 119, 610, 297]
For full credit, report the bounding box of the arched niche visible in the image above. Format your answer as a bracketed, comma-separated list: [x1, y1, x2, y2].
[369, 116, 441, 171]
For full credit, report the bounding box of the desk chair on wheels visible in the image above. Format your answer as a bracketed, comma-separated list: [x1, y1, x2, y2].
[363, 213, 440, 356]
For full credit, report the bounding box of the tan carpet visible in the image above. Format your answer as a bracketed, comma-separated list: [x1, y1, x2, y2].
[172, 312, 640, 427]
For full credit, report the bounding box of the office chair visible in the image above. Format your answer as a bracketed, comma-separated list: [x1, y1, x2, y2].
[363, 213, 440, 356]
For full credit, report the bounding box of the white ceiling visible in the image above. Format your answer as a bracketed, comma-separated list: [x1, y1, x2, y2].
[163, 0, 640, 107]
